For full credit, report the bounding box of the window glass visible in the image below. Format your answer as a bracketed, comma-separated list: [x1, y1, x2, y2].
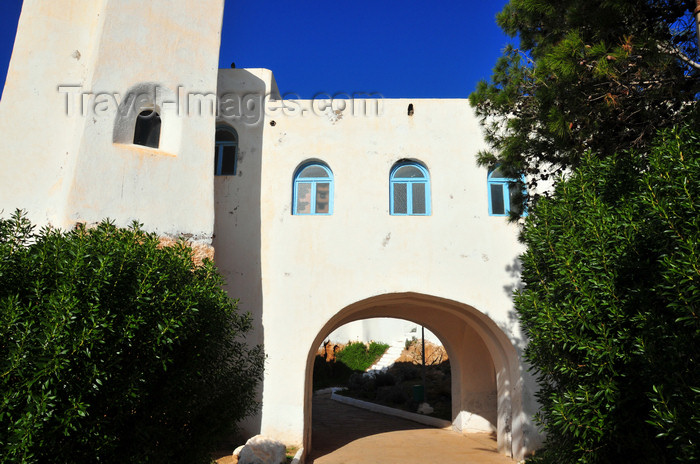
[393, 183, 408, 214]
[490, 183, 505, 215]
[487, 167, 526, 216]
[509, 183, 523, 216]
[296, 183, 312, 214]
[219, 145, 237, 175]
[315, 182, 330, 213]
[133, 110, 161, 148]
[298, 166, 330, 178]
[215, 128, 236, 142]
[390, 161, 430, 215]
[215, 126, 238, 176]
[412, 183, 426, 214]
[293, 162, 333, 215]
[490, 167, 509, 179]
[394, 165, 424, 179]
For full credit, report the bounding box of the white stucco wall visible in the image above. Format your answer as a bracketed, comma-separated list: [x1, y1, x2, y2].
[0, 0, 107, 226]
[326, 318, 442, 346]
[213, 68, 281, 437]
[214, 77, 541, 458]
[0, 0, 224, 240]
[0, 3, 541, 455]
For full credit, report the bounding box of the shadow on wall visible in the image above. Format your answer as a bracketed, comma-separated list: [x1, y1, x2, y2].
[503, 254, 544, 454]
[503, 255, 525, 349]
[212, 71, 266, 441]
[502, 255, 522, 300]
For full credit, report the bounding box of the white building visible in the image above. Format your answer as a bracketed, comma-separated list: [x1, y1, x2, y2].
[0, 1, 541, 460]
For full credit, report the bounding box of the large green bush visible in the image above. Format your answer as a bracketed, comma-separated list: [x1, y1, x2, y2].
[517, 126, 699, 463]
[0, 213, 264, 463]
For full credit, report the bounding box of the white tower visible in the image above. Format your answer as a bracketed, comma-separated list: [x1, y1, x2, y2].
[0, 0, 225, 245]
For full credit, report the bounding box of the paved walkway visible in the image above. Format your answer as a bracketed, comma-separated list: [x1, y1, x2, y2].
[308, 392, 516, 464]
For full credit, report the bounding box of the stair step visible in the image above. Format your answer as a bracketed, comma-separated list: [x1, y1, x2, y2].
[367, 339, 407, 372]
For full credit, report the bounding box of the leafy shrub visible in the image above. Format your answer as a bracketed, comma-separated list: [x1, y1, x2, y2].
[0, 213, 264, 464]
[390, 362, 421, 382]
[312, 354, 355, 390]
[313, 341, 389, 390]
[344, 372, 376, 401]
[347, 372, 366, 392]
[341, 360, 452, 420]
[335, 341, 389, 372]
[374, 371, 396, 388]
[375, 385, 408, 406]
[517, 126, 700, 463]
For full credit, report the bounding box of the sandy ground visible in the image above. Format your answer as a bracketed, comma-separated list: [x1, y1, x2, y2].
[214, 341, 513, 464]
[213, 391, 517, 463]
[306, 391, 516, 464]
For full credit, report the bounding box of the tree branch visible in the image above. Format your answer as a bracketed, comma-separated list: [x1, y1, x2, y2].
[657, 42, 700, 71]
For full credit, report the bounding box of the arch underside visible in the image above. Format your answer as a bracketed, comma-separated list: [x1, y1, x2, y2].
[303, 292, 525, 460]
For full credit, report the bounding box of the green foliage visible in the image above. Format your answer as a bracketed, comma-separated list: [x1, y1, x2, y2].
[470, 0, 700, 187]
[335, 342, 389, 372]
[313, 341, 389, 390]
[0, 213, 264, 464]
[405, 336, 417, 351]
[517, 126, 700, 463]
[312, 355, 356, 390]
[341, 361, 452, 421]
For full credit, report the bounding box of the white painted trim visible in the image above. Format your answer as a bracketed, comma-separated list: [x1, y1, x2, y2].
[330, 391, 452, 429]
[290, 447, 303, 464]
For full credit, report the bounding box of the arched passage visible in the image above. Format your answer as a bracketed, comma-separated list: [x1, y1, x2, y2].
[303, 292, 525, 460]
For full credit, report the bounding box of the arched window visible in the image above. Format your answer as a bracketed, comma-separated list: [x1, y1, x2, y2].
[215, 125, 238, 175]
[133, 110, 161, 148]
[390, 161, 430, 215]
[487, 167, 525, 216]
[293, 162, 333, 215]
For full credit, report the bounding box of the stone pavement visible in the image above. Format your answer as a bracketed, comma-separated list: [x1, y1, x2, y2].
[307, 391, 516, 464]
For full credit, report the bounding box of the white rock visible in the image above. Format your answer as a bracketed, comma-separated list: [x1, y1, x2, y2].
[417, 402, 434, 415]
[233, 445, 245, 456]
[237, 435, 287, 464]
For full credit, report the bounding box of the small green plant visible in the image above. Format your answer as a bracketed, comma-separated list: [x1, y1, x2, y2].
[404, 336, 417, 351]
[335, 341, 389, 372]
[285, 445, 298, 463]
[0, 212, 264, 464]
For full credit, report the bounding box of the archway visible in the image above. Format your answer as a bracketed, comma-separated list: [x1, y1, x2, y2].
[314, 317, 452, 420]
[303, 292, 525, 460]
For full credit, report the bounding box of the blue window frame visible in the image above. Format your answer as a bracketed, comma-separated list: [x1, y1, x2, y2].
[215, 125, 238, 175]
[390, 161, 430, 215]
[487, 167, 526, 216]
[293, 162, 333, 215]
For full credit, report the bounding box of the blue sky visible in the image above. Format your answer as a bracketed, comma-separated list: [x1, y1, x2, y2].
[1, 0, 511, 99]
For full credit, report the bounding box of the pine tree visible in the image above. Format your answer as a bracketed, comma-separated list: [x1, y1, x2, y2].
[470, 0, 700, 187]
